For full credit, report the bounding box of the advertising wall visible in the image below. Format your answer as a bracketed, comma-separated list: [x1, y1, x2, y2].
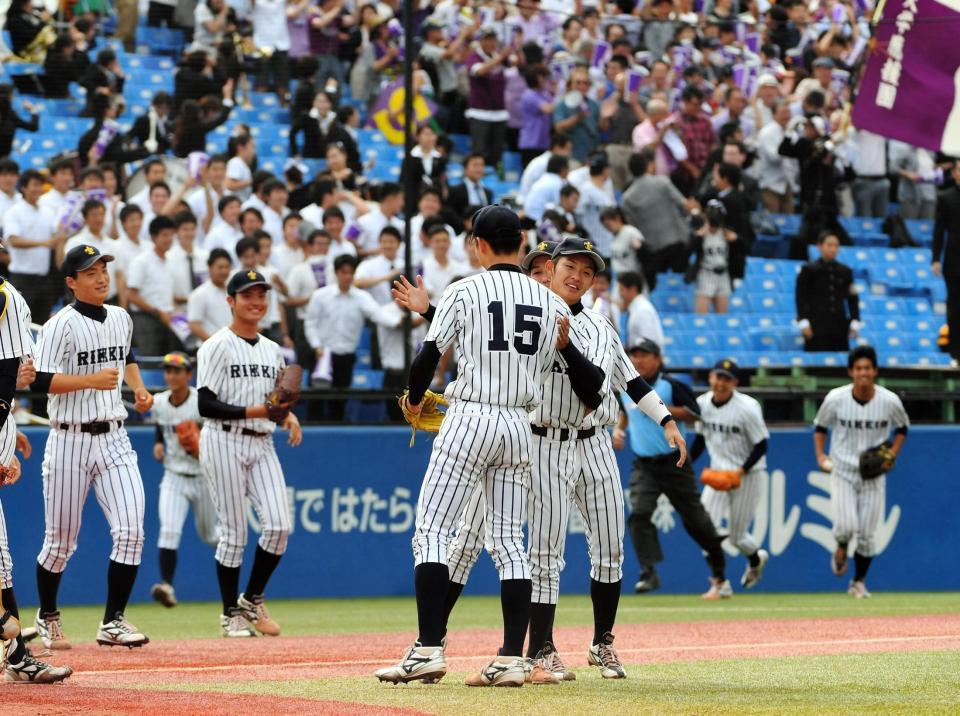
[3, 425, 957, 605]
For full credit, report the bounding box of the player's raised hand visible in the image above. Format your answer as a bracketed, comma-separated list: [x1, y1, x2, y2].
[17, 358, 36, 389]
[392, 275, 429, 314]
[556, 316, 570, 349]
[665, 421, 688, 466]
[283, 411, 302, 446]
[90, 368, 120, 390]
[15, 431, 31, 460]
[134, 388, 154, 413]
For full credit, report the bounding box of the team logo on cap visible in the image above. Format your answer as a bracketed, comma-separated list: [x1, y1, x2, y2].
[584, 241, 593, 251]
[537, 242, 548, 251]
[722, 360, 732, 369]
[84, 246, 95, 255]
[247, 271, 257, 280]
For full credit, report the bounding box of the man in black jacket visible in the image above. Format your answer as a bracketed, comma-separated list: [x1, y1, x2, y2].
[933, 160, 960, 363]
[79, 49, 125, 117]
[795, 231, 860, 351]
[702, 163, 754, 281]
[447, 153, 493, 219]
[127, 92, 172, 155]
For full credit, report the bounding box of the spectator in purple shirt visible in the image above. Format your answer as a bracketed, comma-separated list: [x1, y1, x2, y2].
[518, 65, 554, 165]
[464, 28, 514, 168]
[309, 0, 346, 88]
[506, 0, 561, 55]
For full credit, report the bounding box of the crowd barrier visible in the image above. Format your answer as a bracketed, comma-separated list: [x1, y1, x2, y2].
[3, 425, 957, 605]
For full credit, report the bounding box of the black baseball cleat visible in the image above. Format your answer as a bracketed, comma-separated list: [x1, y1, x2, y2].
[635, 569, 660, 593]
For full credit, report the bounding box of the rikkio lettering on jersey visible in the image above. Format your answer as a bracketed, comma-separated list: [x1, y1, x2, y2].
[229, 363, 280, 379]
[837, 418, 890, 430]
[702, 421, 742, 434]
[76, 345, 126, 366]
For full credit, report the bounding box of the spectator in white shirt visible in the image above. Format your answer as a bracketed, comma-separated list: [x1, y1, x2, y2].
[355, 226, 404, 305]
[354, 182, 404, 257]
[305, 254, 396, 420]
[286, 229, 333, 366]
[321, 207, 358, 260]
[225, 134, 256, 200]
[113, 203, 146, 307]
[185, 153, 228, 243]
[409, 187, 456, 265]
[249, 232, 292, 346]
[3, 169, 66, 323]
[38, 159, 76, 221]
[422, 223, 468, 299]
[601, 207, 644, 277]
[518, 134, 573, 204]
[128, 158, 166, 212]
[273, 213, 305, 280]
[524, 155, 569, 222]
[187, 247, 233, 342]
[0, 159, 21, 223]
[755, 100, 798, 214]
[574, 155, 616, 258]
[204, 195, 244, 262]
[168, 211, 209, 309]
[252, 0, 291, 105]
[126, 215, 184, 354]
[141, 181, 173, 241]
[64, 199, 119, 303]
[617, 271, 664, 348]
[260, 178, 290, 244]
[240, 206, 264, 239]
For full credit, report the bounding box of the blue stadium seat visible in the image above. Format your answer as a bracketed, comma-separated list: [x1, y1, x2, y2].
[771, 214, 801, 235]
[137, 26, 184, 56]
[801, 352, 848, 367]
[748, 293, 792, 313]
[752, 234, 789, 258]
[716, 331, 748, 351]
[750, 313, 795, 329]
[659, 273, 685, 290]
[905, 218, 934, 242]
[652, 292, 693, 313]
[662, 331, 717, 353]
[728, 294, 749, 312]
[743, 274, 783, 293]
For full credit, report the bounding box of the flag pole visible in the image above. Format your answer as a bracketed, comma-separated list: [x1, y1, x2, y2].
[402, 0, 415, 377]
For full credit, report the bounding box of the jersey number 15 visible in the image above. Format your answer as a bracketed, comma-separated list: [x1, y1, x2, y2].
[487, 301, 542, 356]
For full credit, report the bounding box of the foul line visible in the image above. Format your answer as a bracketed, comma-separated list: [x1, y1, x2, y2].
[75, 634, 960, 678]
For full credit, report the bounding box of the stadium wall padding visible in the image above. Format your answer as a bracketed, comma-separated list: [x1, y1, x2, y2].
[4, 425, 957, 605]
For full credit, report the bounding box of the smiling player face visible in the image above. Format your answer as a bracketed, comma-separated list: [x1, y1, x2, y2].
[527, 255, 553, 287]
[708, 371, 737, 402]
[848, 357, 877, 391]
[550, 255, 595, 305]
[229, 286, 268, 324]
[67, 260, 110, 305]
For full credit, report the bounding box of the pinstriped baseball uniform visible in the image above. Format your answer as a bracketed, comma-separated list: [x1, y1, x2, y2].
[0, 414, 17, 588]
[697, 391, 769, 557]
[197, 328, 290, 568]
[35, 303, 145, 571]
[152, 388, 218, 550]
[814, 384, 909, 556]
[414, 268, 576, 581]
[0, 279, 35, 360]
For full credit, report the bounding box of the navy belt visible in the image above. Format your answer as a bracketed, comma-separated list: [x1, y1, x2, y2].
[531, 425, 597, 441]
[58, 420, 122, 435]
[219, 424, 269, 438]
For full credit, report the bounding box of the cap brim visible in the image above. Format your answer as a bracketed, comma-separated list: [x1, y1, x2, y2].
[711, 368, 737, 379]
[75, 253, 116, 272]
[629, 346, 658, 355]
[230, 280, 272, 295]
[520, 251, 551, 271]
[554, 249, 606, 273]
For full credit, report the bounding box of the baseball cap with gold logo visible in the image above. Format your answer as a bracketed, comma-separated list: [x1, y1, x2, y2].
[62, 243, 115, 276]
[711, 358, 739, 380]
[227, 269, 272, 296]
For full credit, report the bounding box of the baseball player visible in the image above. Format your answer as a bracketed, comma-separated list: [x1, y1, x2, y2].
[375, 207, 609, 688]
[19, 243, 154, 650]
[149, 351, 218, 608]
[0, 268, 73, 682]
[390, 237, 684, 682]
[197, 269, 302, 638]
[813, 345, 909, 598]
[689, 359, 770, 598]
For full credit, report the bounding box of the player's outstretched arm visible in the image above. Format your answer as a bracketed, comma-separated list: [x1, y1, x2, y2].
[40, 368, 120, 394]
[392, 275, 434, 320]
[282, 412, 302, 447]
[664, 421, 688, 467]
[124, 363, 154, 413]
[813, 428, 832, 471]
[197, 386, 271, 421]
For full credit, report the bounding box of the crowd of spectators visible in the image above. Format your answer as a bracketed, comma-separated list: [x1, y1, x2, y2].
[0, 0, 958, 393]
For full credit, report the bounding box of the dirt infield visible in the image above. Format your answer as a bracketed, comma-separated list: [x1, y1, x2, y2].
[8, 613, 960, 712]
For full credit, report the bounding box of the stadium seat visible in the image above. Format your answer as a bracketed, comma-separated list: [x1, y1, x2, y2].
[743, 274, 783, 293]
[747, 293, 792, 313]
[771, 213, 801, 235]
[652, 292, 693, 313]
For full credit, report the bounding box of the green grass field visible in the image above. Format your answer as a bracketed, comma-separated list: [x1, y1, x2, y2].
[27, 593, 960, 714]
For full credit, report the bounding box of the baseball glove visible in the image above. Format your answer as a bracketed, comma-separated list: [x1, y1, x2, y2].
[175, 420, 201, 458]
[0, 457, 20, 487]
[266, 364, 303, 423]
[399, 389, 448, 446]
[859, 443, 896, 480]
[700, 468, 742, 491]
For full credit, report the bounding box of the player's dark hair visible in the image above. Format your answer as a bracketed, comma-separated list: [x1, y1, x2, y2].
[235, 237, 259, 256]
[143, 157, 164, 174]
[208, 153, 228, 167]
[0, 158, 19, 174]
[617, 271, 646, 292]
[547, 155, 569, 175]
[595, 268, 612, 283]
[559, 183, 579, 199]
[149, 215, 176, 237]
[283, 212, 301, 228]
[119, 203, 143, 221]
[79, 166, 103, 183]
[252, 229, 271, 244]
[307, 229, 329, 244]
[174, 210, 197, 228]
[334, 254, 358, 272]
[262, 177, 287, 196]
[629, 149, 656, 177]
[19, 168, 44, 187]
[218, 195, 241, 213]
[600, 206, 623, 223]
[380, 181, 403, 199]
[380, 226, 401, 242]
[240, 207, 264, 224]
[427, 222, 450, 239]
[49, 158, 74, 175]
[323, 207, 345, 223]
[848, 345, 878, 369]
[549, 134, 571, 150]
[81, 199, 105, 217]
[419, 186, 442, 203]
[208, 248, 232, 265]
[149, 180, 171, 196]
[717, 162, 742, 187]
[817, 230, 840, 245]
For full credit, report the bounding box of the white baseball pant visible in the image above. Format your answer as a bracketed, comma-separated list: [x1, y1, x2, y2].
[701, 468, 765, 557]
[38, 427, 145, 572]
[831, 473, 885, 557]
[200, 427, 290, 568]
[414, 402, 531, 581]
[0, 418, 17, 588]
[158, 471, 219, 549]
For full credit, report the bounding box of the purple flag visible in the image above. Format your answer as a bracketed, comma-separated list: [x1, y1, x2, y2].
[592, 41, 610, 68]
[852, 0, 960, 154]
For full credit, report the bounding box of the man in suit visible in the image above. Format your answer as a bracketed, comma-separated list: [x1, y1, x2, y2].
[795, 231, 860, 351]
[447, 153, 493, 218]
[933, 160, 960, 364]
[701, 163, 755, 281]
[621, 149, 695, 290]
[127, 91, 172, 155]
[80, 48, 126, 117]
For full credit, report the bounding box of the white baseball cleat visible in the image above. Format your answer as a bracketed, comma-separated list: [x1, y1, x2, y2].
[96, 613, 149, 648]
[537, 641, 575, 681]
[702, 578, 734, 600]
[237, 593, 281, 636]
[34, 610, 71, 650]
[375, 642, 446, 684]
[464, 655, 526, 687]
[588, 632, 626, 679]
[848, 580, 872, 599]
[151, 583, 177, 608]
[221, 609, 257, 637]
[4, 652, 73, 683]
[741, 549, 770, 589]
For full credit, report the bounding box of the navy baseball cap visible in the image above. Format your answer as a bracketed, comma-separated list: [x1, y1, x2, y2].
[629, 338, 661, 356]
[227, 269, 272, 296]
[712, 358, 739, 379]
[472, 205, 522, 243]
[162, 351, 192, 369]
[550, 235, 606, 273]
[521, 239, 558, 271]
[62, 243, 114, 276]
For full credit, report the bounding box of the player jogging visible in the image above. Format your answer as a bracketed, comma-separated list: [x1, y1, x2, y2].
[150, 352, 218, 608]
[689, 359, 770, 598]
[197, 269, 302, 638]
[375, 207, 606, 688]
[0, 265, 72, 682]
[813, 345, 909, 598]
[21, 243, 153, 649]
